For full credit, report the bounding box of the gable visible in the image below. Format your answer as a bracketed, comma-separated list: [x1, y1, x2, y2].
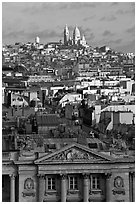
[44, 147, 103, 162]
[35, 143, 112, 164]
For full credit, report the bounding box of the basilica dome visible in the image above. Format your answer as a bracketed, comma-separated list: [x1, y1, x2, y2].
[73, 26, 81, 38]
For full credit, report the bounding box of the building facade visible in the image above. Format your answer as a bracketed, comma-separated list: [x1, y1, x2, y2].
[2, 143, 135, 202]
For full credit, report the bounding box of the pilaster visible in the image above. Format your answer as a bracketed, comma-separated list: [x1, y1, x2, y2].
[105, 172, 112, 202]
[83, 173, 89, 202]
[9, 174, 16, 202]
[60, 174, 67, 202]
[37, 174, 45, 202]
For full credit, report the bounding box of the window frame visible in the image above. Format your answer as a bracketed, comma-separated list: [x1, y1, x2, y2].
[46, 176, 57, 191]
[69, 176, 78, 190]
[90, 175, 100, 190]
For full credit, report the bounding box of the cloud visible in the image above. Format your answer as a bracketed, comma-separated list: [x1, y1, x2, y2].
[86, 33, 95, 42]
[3, 29, 62, 42]
[83, 15, 96, 22]
[116, 8, 135, 15]
[100, 15, 116, 21]
[130, 2, 135, 8]
[90, 33, 95, 40]
[23, 2, 97, 11]
[59, 3, 69, 10]
[126, 26, 135, 34]
[116, 9, 125, 15]
[3, 30, 25, 39]
[102, 30, 114, 37]
[96, 38, 122, 48]
[115, 40, 135, 53]
[85, 28, 91, 33]
[76, 26, 91, 37]
[59, 2, 96, 10]
[21, 3, 56, 14]
[110, 2, 119, 7]
[126, 7, 135, 14]
[108, 39, 122, 44]
[28, 29, 62, 40]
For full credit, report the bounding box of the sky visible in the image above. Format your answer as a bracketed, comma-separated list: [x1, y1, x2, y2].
[2, 2, 135, 53]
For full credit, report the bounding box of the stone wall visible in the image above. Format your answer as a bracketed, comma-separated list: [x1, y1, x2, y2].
[18, 165, 37, 202]
[111, 172, 130, 202]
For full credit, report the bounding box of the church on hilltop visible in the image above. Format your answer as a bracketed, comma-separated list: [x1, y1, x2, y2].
[64, 24, 87, 47]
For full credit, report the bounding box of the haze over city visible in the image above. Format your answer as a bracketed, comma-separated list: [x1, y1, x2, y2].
[2, 2, 135, 53]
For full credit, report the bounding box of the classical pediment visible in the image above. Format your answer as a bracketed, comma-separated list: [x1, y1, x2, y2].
[34, 143, 112, 164]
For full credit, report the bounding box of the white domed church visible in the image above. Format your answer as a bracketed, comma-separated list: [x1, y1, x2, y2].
[64, 25, 87, 47]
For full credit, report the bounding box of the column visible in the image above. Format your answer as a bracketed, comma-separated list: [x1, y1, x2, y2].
[9, 174, 16, 202]
[129, 172, 132, 202]
[83, 173, 89, 202]
[105, 173, 112, 202]
[132, 172, 135, 202]
[60, 174, 67, 202]
[37, 174, 45, 202]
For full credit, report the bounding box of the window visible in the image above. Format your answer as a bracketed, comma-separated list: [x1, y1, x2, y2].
[2, 176, 4, 189]
[88, 143, 98, 149]
[92, 176, 100, 189]
[47, 177, 56, 190]
[69, 176, 78, 190]
[47, 144, 56, 149]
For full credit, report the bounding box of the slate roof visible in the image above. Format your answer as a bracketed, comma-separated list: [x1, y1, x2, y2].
[36, 114, 60, 126]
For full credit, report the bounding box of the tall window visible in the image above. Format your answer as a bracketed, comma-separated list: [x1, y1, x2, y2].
[69, 176, 78, 190]
[47, 177, 56, 190]
[2, 176, 4, 189]
[92, 176, 100, 189]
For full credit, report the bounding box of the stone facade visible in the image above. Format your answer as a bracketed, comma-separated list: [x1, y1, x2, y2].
[2, 143, 135, 202]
